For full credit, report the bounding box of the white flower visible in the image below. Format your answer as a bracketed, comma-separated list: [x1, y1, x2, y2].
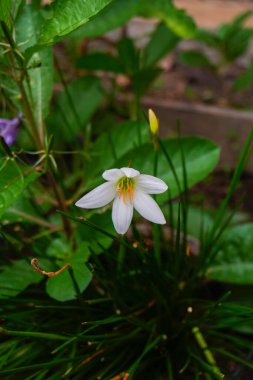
[75, 167, 168, 235]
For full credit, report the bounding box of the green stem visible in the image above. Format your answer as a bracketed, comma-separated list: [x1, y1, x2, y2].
[192, 327, 223, 378]
[153, 143, 160, 263]
[0, 327, 68, 341]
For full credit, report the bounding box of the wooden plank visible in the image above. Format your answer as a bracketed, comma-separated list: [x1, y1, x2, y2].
[175, 0, 253, 28]
[143, 97, 253, 171]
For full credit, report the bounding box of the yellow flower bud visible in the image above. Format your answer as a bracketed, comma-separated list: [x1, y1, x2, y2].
[148, 109, 159, 135]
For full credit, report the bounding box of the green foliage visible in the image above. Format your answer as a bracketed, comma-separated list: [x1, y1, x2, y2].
[207, 224, 253, 284]
[0, 160, 40, 219]
[75, 211, 115, 253]
[38, 0, 113, 46]
[86, 120, 149, 183]
[1, 0, 253, 378]
[143, 22, 180, 67]
[233, 60, 253, 92]
[0, 0, 13, 28]
[71, 0, 139, 39]
[46, 243, 92, 301]
[15, 5, 54, 125]
[179, 50, 213, 67]
[0, 259, 41, 298]
[207, 263, 253, 285]
[77, 52, 123, 73]
[117, 136, 220, 199]
[48, 76, 102, 142]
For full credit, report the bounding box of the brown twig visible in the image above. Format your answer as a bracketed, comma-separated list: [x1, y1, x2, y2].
[31, 258, 70, 277]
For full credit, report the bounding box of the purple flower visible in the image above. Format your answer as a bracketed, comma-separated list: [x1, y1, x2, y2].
[0, 113, 22, 146]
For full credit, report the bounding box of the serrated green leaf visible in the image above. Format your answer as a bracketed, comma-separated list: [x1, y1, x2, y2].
[71, 0, 139, 39]
[116, 136, 220, 199]
[0, 260, 41, 298]
[46, 243, 92, 302]
[0, 161, 41, 218]
[38, 0, 113, 46]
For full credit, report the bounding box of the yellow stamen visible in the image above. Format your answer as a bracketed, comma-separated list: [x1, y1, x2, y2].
[117, 176, 135, 204]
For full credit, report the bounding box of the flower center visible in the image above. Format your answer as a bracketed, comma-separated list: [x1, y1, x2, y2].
[117, 176, 135, 205]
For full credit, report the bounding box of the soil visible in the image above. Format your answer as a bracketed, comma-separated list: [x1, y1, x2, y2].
[149, 55, 253, 110]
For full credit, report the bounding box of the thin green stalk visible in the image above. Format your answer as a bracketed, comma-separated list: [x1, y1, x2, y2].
[192, 327, 223, 379]
[153, 147, 160, 264]
[213, 348, 253, 370]
[59, 211, 138, 253]
[0, 356, 84, 375]
[0, 327, 68, 341]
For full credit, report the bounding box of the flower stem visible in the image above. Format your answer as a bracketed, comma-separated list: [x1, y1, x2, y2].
[192, 326, 223, 379]
[153, 141, 160, 264]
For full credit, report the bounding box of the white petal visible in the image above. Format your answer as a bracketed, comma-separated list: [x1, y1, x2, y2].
[121, 167, 140, 178]
[133, 190, 166, 224]
[112, 196, 133, 234]
[102, 168, 124, 181]
[136, 174, 168, 194]
[75, 182, 116, 209]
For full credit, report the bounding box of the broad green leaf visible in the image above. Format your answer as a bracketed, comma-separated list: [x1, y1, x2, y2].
[71, 0, 139, 39]
[162, 6, 197, 39]
[70, 0, 196, 41]
[179, 50, 212, 67]
[77, 52, 124, 73]
[38, 0, 113, 46]
[15, 5, 54, 126]
[48, 76, 102, 142]
[206, 264, 253, 285]
[116, 136, 220, 199]
[0, 161, 41, 219]
[117, 37, 139, 74]
[15, 4, 42, 51]
[0, 260, 41, 298]
[233, 60, 253, 92]
[217, 12, 253, 61]
[163, 205, 214, 239]
[86, 120, 149, 183]
[207, 224, 253, 284]
[46, 243, 92, 302]
[132, 67, 161, 97]
[28, 48, 54, 127]
[140, 1, 197, 39]
[46, 238, 72, 260]
[144, 22, 180, 67]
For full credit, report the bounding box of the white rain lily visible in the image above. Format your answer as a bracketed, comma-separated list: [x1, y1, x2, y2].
[75, 167, 168, 235]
